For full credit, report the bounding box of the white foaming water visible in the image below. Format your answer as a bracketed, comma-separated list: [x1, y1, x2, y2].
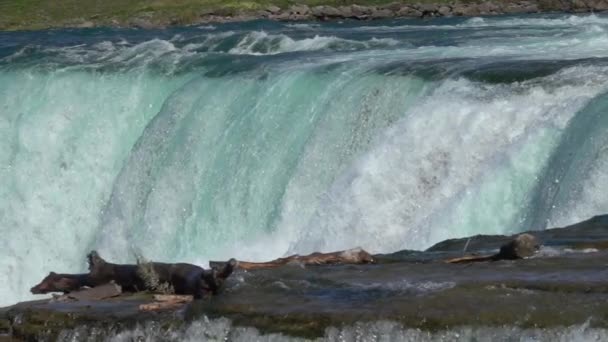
[59, 318, 608, 341]
[0, 71, 192, 306]
[3, 14, 608, 307]
[228, 31, 398, 55]
[287, 66, 608, 254]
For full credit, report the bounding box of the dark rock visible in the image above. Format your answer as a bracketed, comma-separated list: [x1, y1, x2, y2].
[496, 233, 540, 260]
[537, 0, 570, 10]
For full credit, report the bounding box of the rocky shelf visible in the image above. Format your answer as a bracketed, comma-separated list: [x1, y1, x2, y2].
[2, 215, 608, 341]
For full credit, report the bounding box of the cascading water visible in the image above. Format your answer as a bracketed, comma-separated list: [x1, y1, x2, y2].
[2, 14, 608, 307]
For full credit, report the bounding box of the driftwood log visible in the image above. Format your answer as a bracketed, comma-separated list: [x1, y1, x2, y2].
[31, 252, 236, 299]
[445, 233, 540, 264]
[211, 247, 375, 270]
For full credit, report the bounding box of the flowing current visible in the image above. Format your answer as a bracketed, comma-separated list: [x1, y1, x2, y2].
[2, 14, 608, 306]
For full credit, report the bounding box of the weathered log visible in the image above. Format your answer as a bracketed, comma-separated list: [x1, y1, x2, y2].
[211, 247, 375, 270]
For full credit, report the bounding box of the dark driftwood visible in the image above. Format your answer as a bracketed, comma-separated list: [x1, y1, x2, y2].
[30, 252, 237, 299]
[445, 233, 540, 264]
[211, 247, 375, 270]
[30, 273, 93, 294]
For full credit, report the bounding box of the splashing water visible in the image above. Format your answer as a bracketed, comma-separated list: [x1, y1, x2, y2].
[2, 13, 608, 306]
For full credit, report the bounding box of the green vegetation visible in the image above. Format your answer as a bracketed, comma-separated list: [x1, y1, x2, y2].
[0, 0, 457, 30]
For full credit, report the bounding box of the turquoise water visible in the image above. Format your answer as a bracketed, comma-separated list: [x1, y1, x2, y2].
[2, 14, 608, 306]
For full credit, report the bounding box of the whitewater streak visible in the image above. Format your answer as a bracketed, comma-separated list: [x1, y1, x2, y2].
[2, 14, 608, 306]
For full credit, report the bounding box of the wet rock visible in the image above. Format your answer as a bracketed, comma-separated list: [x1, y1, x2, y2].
[444, 234, 540, 264]
[496, 233, 540, 260]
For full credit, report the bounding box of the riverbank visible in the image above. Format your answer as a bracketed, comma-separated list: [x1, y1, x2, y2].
[2, 215, 608, 340]
[1, 0, 607, 31]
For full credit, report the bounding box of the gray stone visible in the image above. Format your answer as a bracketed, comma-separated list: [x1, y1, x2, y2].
[351, 4, 373, 16]
[452, 4, 481, 16]
[76, 21, 95, 28]
[396, 6, 422, 17]
[438, 5, 452, 16]
[417, 3, 439, 12]
[381, 2, 404, 11]
[272, 12, 291, 20]
[266, 5, 281, 14]
[338, 6, 355, 18]
[131, 18, 156, 29]
[289, 4, 310, 15]
[371, 8, 395, 18]
[311, 6, 342, 18]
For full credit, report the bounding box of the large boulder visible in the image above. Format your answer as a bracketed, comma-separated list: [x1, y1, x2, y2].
[289, 4, 310, 15]
[312, 6, 342, 18]
[452, 4, 481, 16]
[438, 5, 453, 16]
[351, 4, 373, 16]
